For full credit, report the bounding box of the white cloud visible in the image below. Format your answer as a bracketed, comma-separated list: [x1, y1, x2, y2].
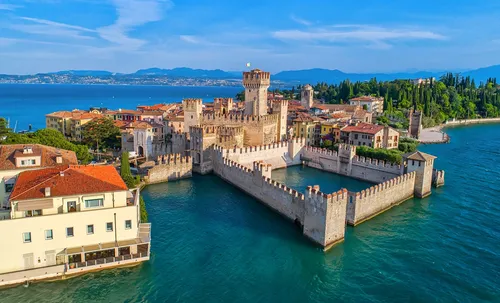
[290, 14, 311, 26]
[0, 4, 20, 11]
[179, 35, 199, 44]
[10, 16, 95, 39]
[272, 25, 447, 47]
[97, 0, 172, 50]
[20, 17, 95, 33]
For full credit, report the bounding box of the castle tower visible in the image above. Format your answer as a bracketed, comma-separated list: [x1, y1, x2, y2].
[404, 151, 436, 198]
[408, 109, 423, 139]
[301, 84, 314, 110]
[272, 100, 288, 141]
[214, 98, 234, 115]
[243, 69, 270, 116]
[183, 99, 202, 134]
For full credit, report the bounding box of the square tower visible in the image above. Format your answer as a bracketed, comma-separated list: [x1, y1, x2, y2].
[272, 100, 288, 141]
[404, 151, 436, 198]
[183, 99, 202, 133]
[301, 84, 314, 110]
[243, 69, 270, 116]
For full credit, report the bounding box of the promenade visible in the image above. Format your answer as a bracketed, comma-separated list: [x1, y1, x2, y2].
[420, 117, 500, 144]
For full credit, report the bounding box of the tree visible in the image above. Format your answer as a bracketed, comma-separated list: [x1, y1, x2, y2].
[82, 117, 121, 156]
[120, 151, 136, 188]
[140, 196, 148, 223]
[235, 91, 245, 101]
[0, 117, 11, 142]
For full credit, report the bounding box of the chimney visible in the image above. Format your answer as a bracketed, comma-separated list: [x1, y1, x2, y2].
[59, 171, 64, 177]
[44, 187, 51, 197]
[56, 155, 63, 164]
[23, 146, 33, 154]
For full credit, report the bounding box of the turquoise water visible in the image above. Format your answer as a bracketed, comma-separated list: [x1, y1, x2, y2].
[0, 84, 241, 130]
[2, 124, 500, 302]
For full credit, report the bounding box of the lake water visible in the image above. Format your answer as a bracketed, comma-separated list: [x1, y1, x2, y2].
[0, 84, 242, 131]
[0, 85, 499, 302]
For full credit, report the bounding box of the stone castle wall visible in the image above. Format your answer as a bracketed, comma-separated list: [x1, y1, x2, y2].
[145, 154, 192, 184]
[432, 169, 445, 187]
[346, 172, 416, 226]
[301, 145, 402, 183]
[169, 133, 188, 155]
[211, 154, 348, 249]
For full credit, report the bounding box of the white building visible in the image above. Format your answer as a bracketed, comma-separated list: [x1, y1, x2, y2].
[0, 164, 150, 287]
[349, 96, 384, 114]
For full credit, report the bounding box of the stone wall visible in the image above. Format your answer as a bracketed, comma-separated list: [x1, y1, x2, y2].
[145, 154, 192, 184]
[432, 169, 445, 187]
[346, 172, 416, 226]
[211, 153, 348, 249]
[169, 133, 188, 155]
[301, 145, 403, 183]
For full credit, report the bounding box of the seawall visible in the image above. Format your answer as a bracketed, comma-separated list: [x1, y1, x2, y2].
[445, 117, 500, 126]
[346, 172, 416, 226]
[145, 154, 192, 184]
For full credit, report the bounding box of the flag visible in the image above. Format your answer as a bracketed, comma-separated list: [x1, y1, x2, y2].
[246, 62, 251, 67]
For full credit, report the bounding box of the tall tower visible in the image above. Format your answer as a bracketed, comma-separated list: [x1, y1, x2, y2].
[408, 109, 422, 139]
[243, 69, 270, 116]
[183, 99, 202, 133]
[272, 100, 288, 141]
[301, 84, 314, 110]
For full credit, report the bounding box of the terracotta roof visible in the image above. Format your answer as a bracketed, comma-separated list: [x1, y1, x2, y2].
[10, 165, 128, 201]
[117, 109, 141, 115]
[125, 120, 163, 129]
[293, 113, 321, 123]
[341, 123, 384, 135]
[404, 151, 436, 162]
[352, 109, 371, 119]
[0, 144, 78, 171]
[45, 111, 102, 120]
[113, 120, 129, 129]
[312, 103, 360, 113]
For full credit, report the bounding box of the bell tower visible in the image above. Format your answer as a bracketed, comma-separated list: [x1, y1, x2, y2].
[243, 69, 270, 116]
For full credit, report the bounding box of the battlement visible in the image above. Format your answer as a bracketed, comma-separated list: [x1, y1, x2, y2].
[253, 160, 272, 173]
[156, 153, 192, 165]
[306, 185, 348, 203]
[202, 112, 279, 125]
[271, 99, 289, 107]
[219, 125, 244, 136]
[182, 98, 202, 110]
[214, 98, 233, 104]
[338, 144, 357, 154]
[352, 155, 403, 173]
[303, 146, 338, 157]
[242, 69, 271, 87]
[189, 125, 218, 135]
[351, 172, 416, 200]
[222, 157, 253, 174]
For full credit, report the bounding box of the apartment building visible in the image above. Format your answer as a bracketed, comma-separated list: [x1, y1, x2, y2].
[0, 144, 78, 211]
[349, 96, 384, 114]
[292, 113, 321, 146]
[340, 123, 400, 149]
[0, 165, 150, 287]
[45, 110, 101, 141]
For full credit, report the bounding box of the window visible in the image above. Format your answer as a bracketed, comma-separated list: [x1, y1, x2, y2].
[84, 198, 103, 208]
[23, 232, 31, 243]
[66, 227, 74, 237]
[106, 222, 113, 232]
[125, 220, 132, 230]
[87, 224, 94, 235]
[5, 183, 14, 193]
[25, 210, 42, 217]
[31, 159, 36, 165]
[45, 229, 53, 240]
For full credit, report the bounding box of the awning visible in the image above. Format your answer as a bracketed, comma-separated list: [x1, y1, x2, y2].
[17, 199, 53, 211]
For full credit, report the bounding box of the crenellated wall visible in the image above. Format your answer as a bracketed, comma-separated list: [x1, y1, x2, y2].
[217, 137, 306, 169]
[145, 154, 192, 184]
[211, 153, 348, 250]
[432, 169, 445, 187]
[346, 172, 416, 226]
[169, 132, 188, 155]
[301, 145, 403, 183]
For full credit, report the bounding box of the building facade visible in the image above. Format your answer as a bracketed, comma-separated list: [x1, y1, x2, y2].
[340, 123, 400, 149]
[0, 165, 150, 287]
[349, 96, 384, 114]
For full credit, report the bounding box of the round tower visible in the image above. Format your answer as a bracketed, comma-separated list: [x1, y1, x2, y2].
[243, 69, 270, 116]
[301, 84, 314, 110]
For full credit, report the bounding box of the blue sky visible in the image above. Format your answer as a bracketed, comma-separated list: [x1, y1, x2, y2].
[1, 0, 500, 74]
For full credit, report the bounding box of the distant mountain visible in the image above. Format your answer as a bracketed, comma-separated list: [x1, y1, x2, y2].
[272, 68, 440, 84]
[462, 65, 500, 82]
[273, 65, 500, 84]
[46, 70, 114, 76]
[133, 67, 240, 78]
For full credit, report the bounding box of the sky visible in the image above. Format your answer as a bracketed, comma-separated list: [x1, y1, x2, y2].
[1, 0, 500, 75]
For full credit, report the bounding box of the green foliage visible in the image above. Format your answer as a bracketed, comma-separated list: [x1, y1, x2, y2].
[323, 139, 332, 148]
[0, 117, 11, 142]
[139, 196, 148, 223]
[235, 91, 245, 101]
[120, 151, 137, 188]
[1, 126, 92, 164]
[82, 117, 121, 151]
[356, 146, 403, 164]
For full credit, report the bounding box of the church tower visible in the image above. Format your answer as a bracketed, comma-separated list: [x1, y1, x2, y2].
[301, 84, 314, 110]
[243, 69, 270, 116]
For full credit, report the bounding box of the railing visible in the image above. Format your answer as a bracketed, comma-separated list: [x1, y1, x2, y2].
[67, 252, 149, 269]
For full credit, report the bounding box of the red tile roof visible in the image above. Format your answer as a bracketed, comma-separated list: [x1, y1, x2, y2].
[10, 165, 128, 201]
[341, 123, 384, 135]
[0, 144, 78, 171]
[349, 96, 384, 102]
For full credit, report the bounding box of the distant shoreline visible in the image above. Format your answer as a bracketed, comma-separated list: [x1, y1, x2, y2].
[420, 118, 500, 144]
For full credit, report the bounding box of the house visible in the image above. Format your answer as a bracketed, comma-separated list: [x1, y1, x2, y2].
[340, 123, 400, 149]
[0, 165, 150, 287]
[120, 121, 166, 159]
[292, 113, 321, 146]
[349, 96, 384, 114]
[0, 144, 78, 211]
[320, 122, 341, 143]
